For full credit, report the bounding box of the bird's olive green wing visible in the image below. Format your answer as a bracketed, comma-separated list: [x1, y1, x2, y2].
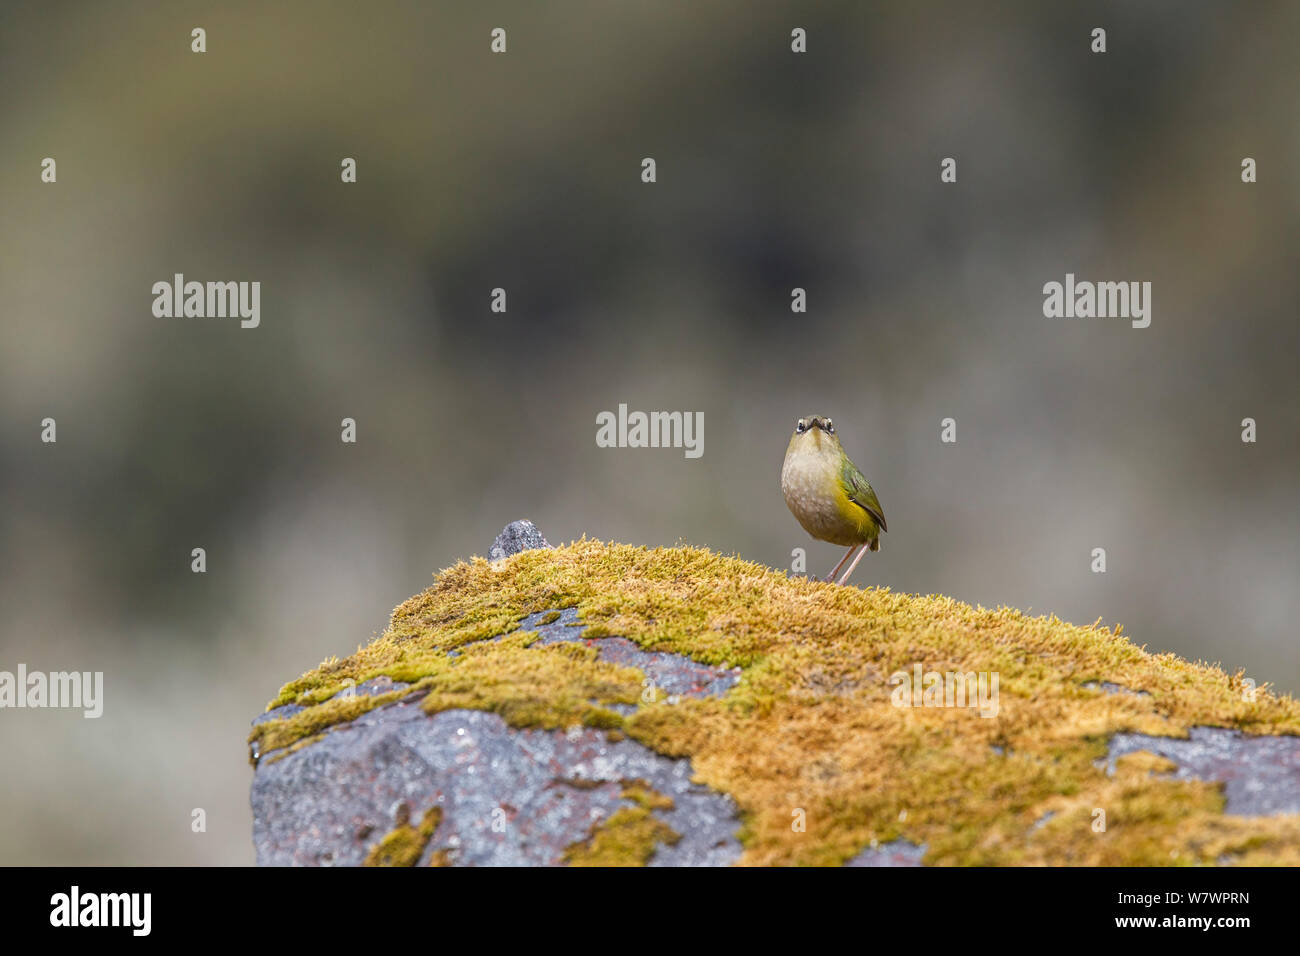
[840, 458, 887, 532]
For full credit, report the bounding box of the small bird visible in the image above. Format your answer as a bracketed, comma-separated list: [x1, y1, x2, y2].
[781, 415, 887, 586]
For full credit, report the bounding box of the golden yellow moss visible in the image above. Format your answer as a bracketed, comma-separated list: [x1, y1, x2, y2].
[1115, 751, 1180, 777]
[252, 683, 427, 756]
[564, 783, 682, 867]
[261, 731, 326, 766]
[251, 539, 1300, 866]
[620, 780, 676, 811]
[363, 806, 442, 867]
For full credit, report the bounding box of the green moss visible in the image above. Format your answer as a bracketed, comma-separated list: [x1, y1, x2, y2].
[262, 731, 326, 766]
[251, 538, 1300, 865]
[251, 682, 429, 758]
[620, 780, 675, 811]
[564, 804, 681, 866]
[363, 806, 442, 867]
[560, 781, 679, 866]
[1115, 751, 1179, 777]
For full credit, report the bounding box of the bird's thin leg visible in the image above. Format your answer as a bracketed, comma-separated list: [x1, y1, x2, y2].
[837, 545, 870, 586]
[825, 545, 860, 582]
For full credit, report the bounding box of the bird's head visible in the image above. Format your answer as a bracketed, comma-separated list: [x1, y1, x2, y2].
[790, 415, 841, 453]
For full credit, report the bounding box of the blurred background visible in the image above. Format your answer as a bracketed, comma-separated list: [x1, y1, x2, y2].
[1, 1, 1296, 864]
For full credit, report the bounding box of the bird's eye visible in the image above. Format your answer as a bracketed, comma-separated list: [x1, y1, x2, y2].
[796, 421, 806, 433]
[826, 421, 834, 433]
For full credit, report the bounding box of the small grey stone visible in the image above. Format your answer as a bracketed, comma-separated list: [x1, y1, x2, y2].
[488, 520, 552, 561]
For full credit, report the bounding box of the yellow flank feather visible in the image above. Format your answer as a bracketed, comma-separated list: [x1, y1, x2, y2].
[832, 479, 874, 539]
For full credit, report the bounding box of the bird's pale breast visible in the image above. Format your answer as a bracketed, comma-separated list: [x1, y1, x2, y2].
[781, 446, 863, 546]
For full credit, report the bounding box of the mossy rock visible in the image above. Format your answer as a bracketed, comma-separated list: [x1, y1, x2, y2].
[249, 529, 1300, 866]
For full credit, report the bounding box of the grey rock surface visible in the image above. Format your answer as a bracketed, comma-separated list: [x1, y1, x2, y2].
[252, 518, 742, 866]
[249, 677, 412, 765]
[488, 519, 552, 561]
[498, 608, 742, 701]
[250, 608, 744, 865]
[252, 701, 741, 866]
[845, 840, 927, 867]
[251, 605, 744, 865]
[1104, 726, 1300, 816]
[1083, 680, 1151, 697]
